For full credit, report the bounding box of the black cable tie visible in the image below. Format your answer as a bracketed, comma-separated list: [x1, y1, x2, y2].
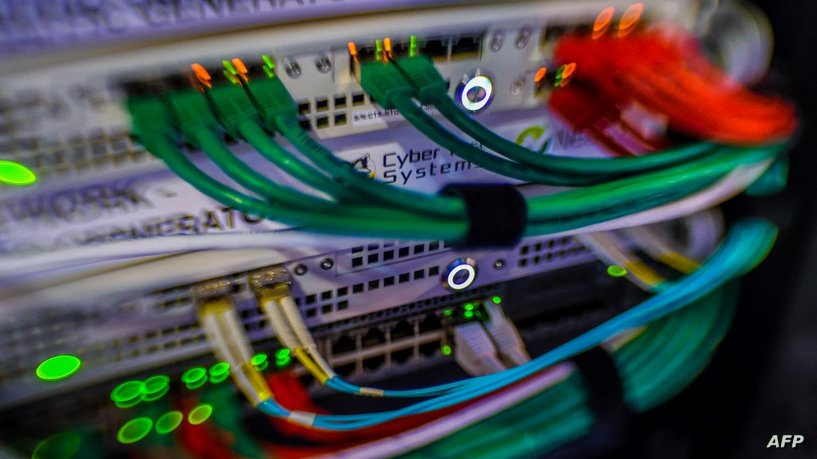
[441, 183, 527, 248]
[547, 347, 635, 458]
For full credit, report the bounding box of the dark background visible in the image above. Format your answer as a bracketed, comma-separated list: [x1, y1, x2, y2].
[621, 1, 817, 458]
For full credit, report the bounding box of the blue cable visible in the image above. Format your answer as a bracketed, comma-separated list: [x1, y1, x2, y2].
[258, 219, 776, 430]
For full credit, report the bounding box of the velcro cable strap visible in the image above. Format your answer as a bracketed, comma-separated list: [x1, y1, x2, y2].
[441, 184, 527, 248]
[547, 347, 635, 458]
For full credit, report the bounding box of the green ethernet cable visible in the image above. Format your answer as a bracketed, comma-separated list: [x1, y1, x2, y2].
[390, 55, 721, 178]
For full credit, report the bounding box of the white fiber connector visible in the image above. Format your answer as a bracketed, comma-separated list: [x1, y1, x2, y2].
[482, 300, 531, 367]
[454, 322, 506, 376]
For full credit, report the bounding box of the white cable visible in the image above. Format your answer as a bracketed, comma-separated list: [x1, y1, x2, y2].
[454, 322, 507, 376]
[682, 209, 725, 260]
[578, 231, 663, 291]
[0, 162, 769, 282]
[549, 161, 770, 236]
[198, 301, 269, 406]
[481, 300, 530, 366]
[275, 295, 337, 378]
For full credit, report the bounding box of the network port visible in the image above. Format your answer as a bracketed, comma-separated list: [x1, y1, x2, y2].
[451, 34, 483, 60]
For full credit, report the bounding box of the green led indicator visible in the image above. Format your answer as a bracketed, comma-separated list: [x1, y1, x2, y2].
[117, 417, 153, 444]
[0, 160, 37, 186]
[275, 349, 291, 360]
[32, 432, 81, 459]
[441, 345, 452, 356]
[251, 353, 268, 367]
[181, 367, 207, 384]
[463, 303, 475, 311]
[607, 265, 629, 278]
[409, 35, 418, 57]
[275, 356, 291, 368]
[375, 39, 384, 61]
[36, 355, 82, 382]
[111, 380, 145, 407]
[491, 296, 502, 305]
[142, 375, 170, 401]
[188, 403, 214, 425]
[464, 310, 475, 319]
[443, 308, 453, 317]
[209, 362, 230, 384]
[222, 60, 238, 74]
[262, 55, 276, 78]
[155, 411, 183, 435]
[223, 70, 240, 85]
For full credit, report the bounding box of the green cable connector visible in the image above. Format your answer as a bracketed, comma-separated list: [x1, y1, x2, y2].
[206, 83, 262, 139]
[241, 77, 299, 131]
[127, 97, 177, 148]
[391, 55, 448, 103]
[165, 90, 220, 146]
[358, 61, 416, 110]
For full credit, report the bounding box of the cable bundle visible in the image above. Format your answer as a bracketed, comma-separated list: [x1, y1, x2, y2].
[551, 28, 797, 146]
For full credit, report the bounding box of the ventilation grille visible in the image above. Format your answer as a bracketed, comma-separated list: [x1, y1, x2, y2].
[294, 264, 443, 319]
[0, 128, 151, 182]
[343, 240, 449, 273]
[296, 90, 369, 131]
[517, 236, 586, 268]
[0, 311, 88, 384]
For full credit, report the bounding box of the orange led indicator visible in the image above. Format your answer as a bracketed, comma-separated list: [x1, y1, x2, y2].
[347, 42, 359, 63]
[593, 7, 615, 39]
[556, 63, 577, 87]
[618, 3, 644, 37]
[191, 63, 212, 88]
[384, 37, 393, 60]
[231, 58, 249, 81]
[534, 67, 548, 84]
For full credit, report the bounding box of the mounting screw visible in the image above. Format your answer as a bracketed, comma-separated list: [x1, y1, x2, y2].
[490, 31, 505, 52]
[315, 55, 332, 74]
[493, 259, 505, 270]
[293, 264, 308, 276]
[516, 27, 532, 49]
[320, 258, 334, 270]
[510, 79, 524, 95]
[284, 59, 302, 79]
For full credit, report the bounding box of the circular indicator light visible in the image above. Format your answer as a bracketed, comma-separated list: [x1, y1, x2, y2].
[111, 380, 145, 406]
[460, 75, 494, 112]
[0, 160, 37, 186]
[155, 411, 183, 435]
[181, 367, 207, 385]
[443, 258, 478, 291]
[607, 265, 629, 278]
[36, 355, 82, 382]
[32, 432, 81, 459]
[491, 296, 503, 305]
[188, 403, 214, 425]
[209, 362, 231, 383]
[441, 345, 452, 356]
[251, 353, 268, 367]
[144, 375, 169, 395]
[142, 385, 169, 402]
[275, 349, 291, 360]
[275, 356, 292, 368]
[117, 417, 153, 444]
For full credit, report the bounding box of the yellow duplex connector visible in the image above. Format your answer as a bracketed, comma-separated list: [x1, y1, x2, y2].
[194, 280, 272, 406]
[249, 269, 335, 385]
